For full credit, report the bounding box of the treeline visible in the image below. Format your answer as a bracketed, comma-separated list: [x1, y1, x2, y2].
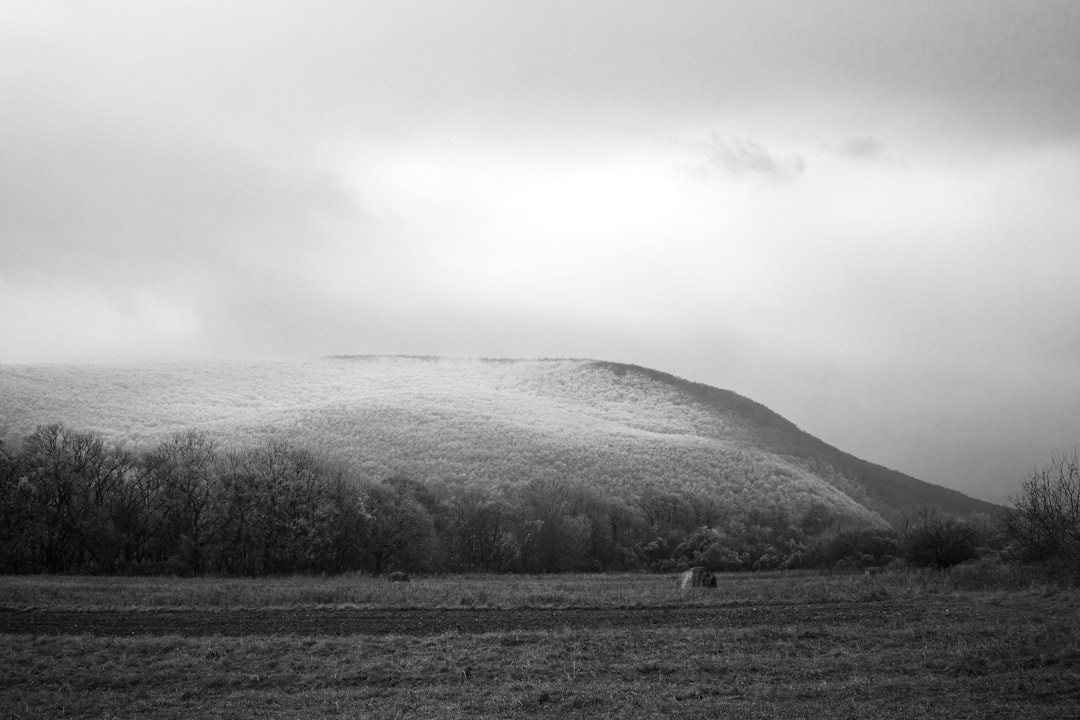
[1, 424, 995, 576]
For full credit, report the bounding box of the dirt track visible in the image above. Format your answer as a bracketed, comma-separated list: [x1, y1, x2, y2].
[0, 600, 949, 637]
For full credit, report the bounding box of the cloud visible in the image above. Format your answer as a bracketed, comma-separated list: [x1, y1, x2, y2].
[829, 136, 889, 161]
[704, 135, 806, 184]
[0, 97, 369, 304]
[2, 0, 1080, 505]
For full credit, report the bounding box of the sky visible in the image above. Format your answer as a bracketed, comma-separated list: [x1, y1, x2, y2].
[2, 0, 1079, 502]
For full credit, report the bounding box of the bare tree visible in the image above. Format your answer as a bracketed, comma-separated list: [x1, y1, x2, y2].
[444, 487, 517, 572]
[144, 430, 221, 573]
[18, 425, 135, 572]
[1005, 451, 1080, 584]
[0, 439, 33, 572]
[360, 477, 436, 575]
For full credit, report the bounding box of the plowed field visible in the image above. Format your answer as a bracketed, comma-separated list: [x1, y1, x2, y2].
[0, 599, 948, 637]
[3, 578, 1078, 719]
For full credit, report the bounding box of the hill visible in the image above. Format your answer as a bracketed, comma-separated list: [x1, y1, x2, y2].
[0, 356, 998, 527]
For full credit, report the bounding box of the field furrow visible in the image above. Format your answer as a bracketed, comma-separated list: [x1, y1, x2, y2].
[0, 600, 943, 637]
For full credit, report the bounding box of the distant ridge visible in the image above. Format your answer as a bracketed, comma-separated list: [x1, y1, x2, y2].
[0, 356, 999, 525]
[589, 360, 999, 520]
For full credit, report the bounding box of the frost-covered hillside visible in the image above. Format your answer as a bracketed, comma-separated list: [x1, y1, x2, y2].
[0, 356, 996, 523]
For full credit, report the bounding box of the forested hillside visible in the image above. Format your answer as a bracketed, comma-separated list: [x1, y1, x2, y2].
[0, 357, 999, 575]
[588, 361, 1001, 519]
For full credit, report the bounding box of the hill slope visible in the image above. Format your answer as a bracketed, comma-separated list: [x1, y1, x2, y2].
[0, 356, 998, 525]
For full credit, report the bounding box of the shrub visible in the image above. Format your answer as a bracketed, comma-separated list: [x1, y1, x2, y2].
[803, 527, 900, 569]
[903, 511, 979, 569]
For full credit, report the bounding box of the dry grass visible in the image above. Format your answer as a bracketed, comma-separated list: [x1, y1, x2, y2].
[3, 604, 1077, 719]
[1, 568, 1050, 611]
[2, 571, 1078, 719]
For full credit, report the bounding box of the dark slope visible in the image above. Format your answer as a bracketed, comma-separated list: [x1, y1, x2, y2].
[590, 361, 1001, 520]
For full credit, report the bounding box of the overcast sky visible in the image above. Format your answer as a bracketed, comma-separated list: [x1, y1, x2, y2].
[3, 0, 1079, 501]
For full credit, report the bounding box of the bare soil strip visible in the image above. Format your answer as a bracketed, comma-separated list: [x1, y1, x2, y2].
[0, 599, 947, 636]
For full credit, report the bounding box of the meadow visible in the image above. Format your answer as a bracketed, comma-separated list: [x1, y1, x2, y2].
[2, 569, 1077, 719]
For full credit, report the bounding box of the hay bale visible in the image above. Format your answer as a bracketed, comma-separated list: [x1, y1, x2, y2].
[678, 566, 717, 589]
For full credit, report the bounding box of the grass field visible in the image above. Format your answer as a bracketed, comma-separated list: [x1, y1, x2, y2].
[2, 571, 1078, 719]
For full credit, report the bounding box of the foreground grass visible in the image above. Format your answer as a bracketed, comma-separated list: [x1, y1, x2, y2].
[2, 571, 1078, 719]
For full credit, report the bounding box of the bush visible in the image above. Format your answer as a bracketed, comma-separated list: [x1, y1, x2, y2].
[803, 527, 900, 569]
[903, 511, 979, 569]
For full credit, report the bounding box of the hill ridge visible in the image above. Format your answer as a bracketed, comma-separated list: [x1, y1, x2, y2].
[0, 356, 997, 524]
[580, 359, 999, 518]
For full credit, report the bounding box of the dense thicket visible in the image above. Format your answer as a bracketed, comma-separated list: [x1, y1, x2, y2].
[0, 424, 985, 576]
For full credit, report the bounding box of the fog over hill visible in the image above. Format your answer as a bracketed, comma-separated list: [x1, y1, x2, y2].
[0, 356, 998, 525]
